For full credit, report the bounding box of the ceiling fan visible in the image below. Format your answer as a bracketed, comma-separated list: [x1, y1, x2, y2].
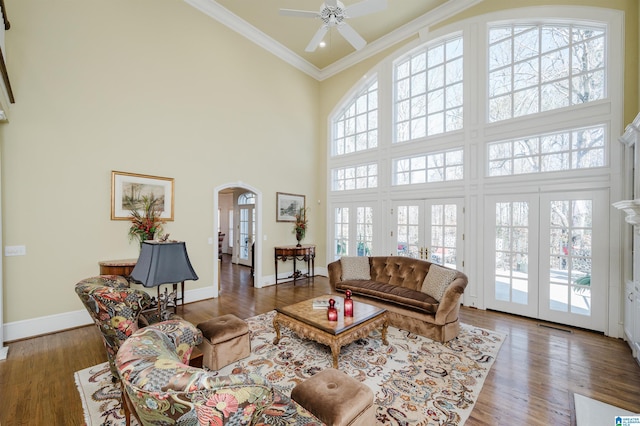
[279, 0, 388, 52]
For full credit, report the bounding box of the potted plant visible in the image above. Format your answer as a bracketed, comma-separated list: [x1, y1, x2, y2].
[128, 195, 165, 247]
[293, 207, 308, 247]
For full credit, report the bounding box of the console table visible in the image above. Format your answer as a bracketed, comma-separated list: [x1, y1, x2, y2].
[274, 245, 315, 284]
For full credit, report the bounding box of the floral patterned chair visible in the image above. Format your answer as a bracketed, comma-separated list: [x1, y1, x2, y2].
[116, 319, 323, 426]
[75, 275, 154, 381]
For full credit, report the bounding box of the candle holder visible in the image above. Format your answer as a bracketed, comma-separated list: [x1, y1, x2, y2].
[327, 298, 338, 321]
[344, 290, 353, 317]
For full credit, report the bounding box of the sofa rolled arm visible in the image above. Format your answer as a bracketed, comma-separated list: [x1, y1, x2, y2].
[434, 275, 468, 325]
[327, 260, 342, 292]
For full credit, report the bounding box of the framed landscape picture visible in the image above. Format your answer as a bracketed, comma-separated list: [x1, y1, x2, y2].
[276, 192, 305, 222]
[111, 171, 174, 220]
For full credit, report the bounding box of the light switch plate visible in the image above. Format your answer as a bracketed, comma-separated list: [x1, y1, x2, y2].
[5, 245, 26, 256]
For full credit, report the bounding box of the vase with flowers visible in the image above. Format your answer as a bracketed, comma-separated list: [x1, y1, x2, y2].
[128, 195, 165, 248]
[293, 207, 308, 247]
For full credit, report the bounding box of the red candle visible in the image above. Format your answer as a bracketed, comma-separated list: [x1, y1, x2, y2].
[344, 290, 353, 317]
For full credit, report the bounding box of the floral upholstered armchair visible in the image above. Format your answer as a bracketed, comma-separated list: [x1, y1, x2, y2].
[116, 319, 323, 426]
[75, 275, 154, 380]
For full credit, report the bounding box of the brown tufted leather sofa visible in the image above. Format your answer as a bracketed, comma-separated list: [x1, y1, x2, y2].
[328, 256, 468, 342]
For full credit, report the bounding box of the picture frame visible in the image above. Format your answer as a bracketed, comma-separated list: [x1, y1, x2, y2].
[111, 171, 174, 221]
[276, 192, 305, 222]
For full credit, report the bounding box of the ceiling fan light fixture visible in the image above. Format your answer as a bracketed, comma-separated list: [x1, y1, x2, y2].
[282, 0, 388, 53]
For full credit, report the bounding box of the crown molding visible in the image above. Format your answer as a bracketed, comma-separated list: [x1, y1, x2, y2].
[185, 0, 323, 80]
[184, 0, 483, 81]
[321, 0, 483, 80]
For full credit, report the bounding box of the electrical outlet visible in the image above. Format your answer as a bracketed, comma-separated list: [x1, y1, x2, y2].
[5, 245, 26, 256]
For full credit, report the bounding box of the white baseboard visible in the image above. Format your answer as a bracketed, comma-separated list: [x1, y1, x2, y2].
[0, 346, 8, 360]
[2, 274, 328, 342]
[3, 286, 218, 342]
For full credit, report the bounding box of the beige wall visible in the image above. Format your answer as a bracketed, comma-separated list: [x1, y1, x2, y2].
[1, 0, 320, 326]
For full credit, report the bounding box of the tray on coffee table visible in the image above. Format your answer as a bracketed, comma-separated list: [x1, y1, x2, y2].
[273, 295, 388, 368]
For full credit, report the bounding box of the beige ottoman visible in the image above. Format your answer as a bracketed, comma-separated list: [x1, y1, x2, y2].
[291, 368, 375, 426]
[196, 314, 250, 370]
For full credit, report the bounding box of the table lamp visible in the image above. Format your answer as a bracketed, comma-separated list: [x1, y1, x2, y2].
[130, 241, 198, 319]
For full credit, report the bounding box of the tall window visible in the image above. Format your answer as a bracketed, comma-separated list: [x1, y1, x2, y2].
[394, 34, 463, 142]
[488, 24, 605, 122]
[328, 7, 620, 328]
[333, 80, 378, 156]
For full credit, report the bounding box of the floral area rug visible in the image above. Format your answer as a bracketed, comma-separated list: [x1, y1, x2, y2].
[75, 310, 505, 425]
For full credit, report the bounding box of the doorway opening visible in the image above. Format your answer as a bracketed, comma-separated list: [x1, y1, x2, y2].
[214, 183, 263, 296]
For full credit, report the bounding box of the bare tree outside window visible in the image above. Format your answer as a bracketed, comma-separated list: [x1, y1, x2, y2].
[488, 24, 605, 122]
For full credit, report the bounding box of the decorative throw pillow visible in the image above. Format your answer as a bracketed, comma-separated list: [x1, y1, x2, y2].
[421, 264, 458, 301]
[340, 256, 371, 280]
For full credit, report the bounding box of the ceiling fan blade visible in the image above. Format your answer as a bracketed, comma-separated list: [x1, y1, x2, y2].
[345, 0, 387, 19]
[325, 0, 338, 9]
[305, 25, 329, 52]
[279, 9, 320, 19]
[337, 22, 367, 50]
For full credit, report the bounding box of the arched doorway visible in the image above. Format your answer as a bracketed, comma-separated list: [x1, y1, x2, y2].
[213, 182, 263, 296]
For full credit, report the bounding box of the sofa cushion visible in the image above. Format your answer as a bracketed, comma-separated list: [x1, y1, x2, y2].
[370, 256, 430, 290]
[340, 256, 371, 280]
[336, 280, 438, 314]
[421, 264, 458, 301]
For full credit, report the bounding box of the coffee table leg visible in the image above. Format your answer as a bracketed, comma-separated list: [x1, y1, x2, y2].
[273, 314, 282, 344]
[330, 343, 340, 369]
[381, 318, 389, 346]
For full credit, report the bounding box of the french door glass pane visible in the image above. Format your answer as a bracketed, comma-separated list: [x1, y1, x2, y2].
[335, 207, 349, 258]
[430, 204, 457, 267]
[495, 202, 529, 304]
[239, 209, 249, 260]
[356, 207, 373, 256]
[548, 200, 592, 315]
[397, 205, 420, 257]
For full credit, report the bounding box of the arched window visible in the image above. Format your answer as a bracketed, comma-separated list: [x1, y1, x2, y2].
[238, 192, 255, 205]
[394, 34, 463, 142]
[332, 78, 378, 156]
[488, 23, 605, 122]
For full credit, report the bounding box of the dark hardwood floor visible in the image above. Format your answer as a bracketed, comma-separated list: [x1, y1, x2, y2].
[0, 256, 639, 425]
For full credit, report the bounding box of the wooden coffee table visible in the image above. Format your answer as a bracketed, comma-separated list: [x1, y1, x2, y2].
[273, 295, 388, 368]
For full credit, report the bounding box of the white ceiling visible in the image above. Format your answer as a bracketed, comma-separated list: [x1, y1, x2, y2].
[185, 0, 483, 80]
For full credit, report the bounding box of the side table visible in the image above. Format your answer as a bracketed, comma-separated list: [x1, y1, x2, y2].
[98, 259, 137, 277]
[274, 244, 315, 284]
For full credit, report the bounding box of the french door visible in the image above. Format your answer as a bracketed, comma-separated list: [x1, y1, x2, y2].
[391, 199, 464, 270]
[237, 204, 254, 267]
[331, 203, 375, 260]
[485, 190, 608, 331]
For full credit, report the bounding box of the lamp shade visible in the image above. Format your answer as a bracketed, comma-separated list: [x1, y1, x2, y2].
[130, 241, 199, 288]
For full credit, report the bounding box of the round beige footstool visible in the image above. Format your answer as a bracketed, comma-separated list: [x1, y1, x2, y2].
[291, 368, 375, 426]
[196, 314, 250, 370]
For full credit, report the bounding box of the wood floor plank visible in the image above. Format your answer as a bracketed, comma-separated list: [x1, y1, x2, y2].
[0, 257, 639, 425]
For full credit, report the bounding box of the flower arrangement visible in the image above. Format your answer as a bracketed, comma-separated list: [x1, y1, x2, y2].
[293, 207, 308, 245]
[128, 195, 165, 246]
